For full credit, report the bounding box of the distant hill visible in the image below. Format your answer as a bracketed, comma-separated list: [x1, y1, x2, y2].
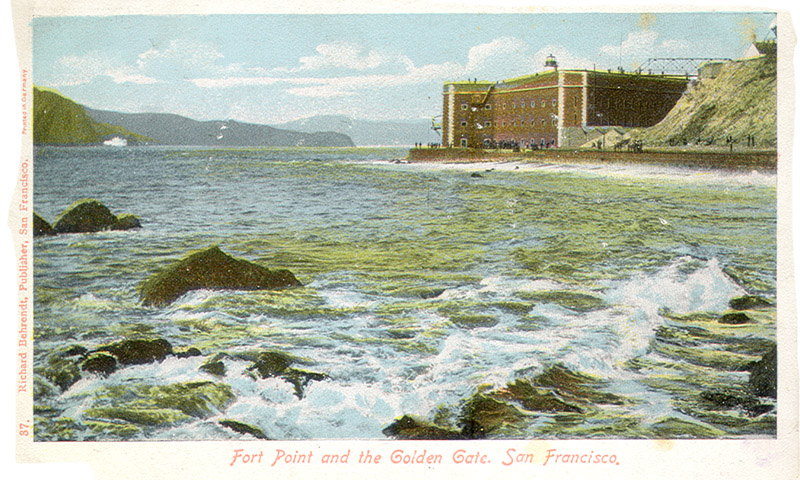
[273, 115, 435, 146]
[33, 86, 355, 147]
[33, 86, 151, 145]
[634, 55, 776, 148]
[86, 109, 355, 148]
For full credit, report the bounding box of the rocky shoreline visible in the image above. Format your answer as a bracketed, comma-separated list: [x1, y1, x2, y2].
[383, 294, 776, 439]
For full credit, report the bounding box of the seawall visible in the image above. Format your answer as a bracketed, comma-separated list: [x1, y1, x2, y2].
[408, 148, 778, 171]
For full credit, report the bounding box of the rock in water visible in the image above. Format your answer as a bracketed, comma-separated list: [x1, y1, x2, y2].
[729, 295, 773, 310]
[115, 214, 142, 230]
[52, 199, 141, 233]
[749, 345, 777, 398]
[33, 212, 55, 237]
[81, 352, 118, 375]
[139, 246, 302, 307]
[719, 312, 752, 324]
[247, 350, 327, 399]
[382, 415, 464, 440]
[219, 419, 269, 440]
[94, 338, 173, 365]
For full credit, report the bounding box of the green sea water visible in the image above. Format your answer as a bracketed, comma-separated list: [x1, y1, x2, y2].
[33, 147, 777, 440]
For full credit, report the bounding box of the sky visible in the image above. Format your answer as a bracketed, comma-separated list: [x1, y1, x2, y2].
[32, 11, 777, 125]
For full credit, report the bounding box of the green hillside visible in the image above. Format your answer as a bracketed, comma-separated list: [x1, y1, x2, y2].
[633, 55, 776, 148]
[33, 86, 150, 145]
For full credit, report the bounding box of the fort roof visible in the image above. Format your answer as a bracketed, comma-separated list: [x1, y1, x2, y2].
[444, 68, 688, 92]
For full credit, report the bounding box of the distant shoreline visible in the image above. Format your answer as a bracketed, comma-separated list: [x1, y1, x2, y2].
[407, 147, 778, 172]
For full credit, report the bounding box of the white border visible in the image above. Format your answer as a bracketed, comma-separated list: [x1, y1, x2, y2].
[4, 2, 798, 479]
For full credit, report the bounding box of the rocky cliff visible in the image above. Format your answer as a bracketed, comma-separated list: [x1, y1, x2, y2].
[634, 55, 776, 148]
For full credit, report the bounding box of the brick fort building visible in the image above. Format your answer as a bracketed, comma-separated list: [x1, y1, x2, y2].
[441, 55, 689, 149]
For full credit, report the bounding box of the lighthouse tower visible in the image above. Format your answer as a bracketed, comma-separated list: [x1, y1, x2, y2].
[544, 54, 558, 71]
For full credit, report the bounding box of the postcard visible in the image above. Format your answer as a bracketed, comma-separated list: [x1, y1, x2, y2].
[6, 1, 799, 479]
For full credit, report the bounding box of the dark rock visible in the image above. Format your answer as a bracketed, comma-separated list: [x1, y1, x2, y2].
[201, 360, 226, 377]
[52, 199, 117, 233]
[139, 246, 302, 307]
[729, 295, 773, 310]
[95, 338, 173, 365]
[63, 345, 89, 357]
[496, 379, 583, 413]
[248, 350, 327, 399]
[175, 347, 203, 358]
[719, 312, 752, 325]
[459, 393, 526, 438]
[749, 345, 777, 398]
[81, 352, 118, 375]
[33, 212, 55, 237]
[219, 419, 269, 439]
[532, 363, 624, 405]
[52, 199, 141, 234]
[699, 389, 773, 417]
[471, 172, 483, 178]
[40, 354, 82, 392]
[114, 214, 142, 230]
[745, 403, 774, 416]
[282, 369, 329, 399]
[650, 417, 724, 438]
[250, 351, 294, 377]
[382, 415, 465, 440]
[200, 354, 228, 376]
[700, 390, 749, 408]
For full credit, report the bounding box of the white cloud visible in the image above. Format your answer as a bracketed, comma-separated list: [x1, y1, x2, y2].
[290, 41, 389, 72]
[51, 39, 240, 87]
[464, 37, 532, 76]
[287, 85, 357, 98]
[189, 58, 463, 98]
[136, 39, 225, 73]
[189, 76, 282, 88]
[53, 54, 158, 86]
[600, 29, 689, 60]
[106, 68, 159, 85]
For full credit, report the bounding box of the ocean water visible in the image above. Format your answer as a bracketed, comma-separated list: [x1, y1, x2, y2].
[32, 146, 777, 441]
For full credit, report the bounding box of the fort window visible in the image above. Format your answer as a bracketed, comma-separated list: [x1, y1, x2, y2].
[461, 104, 468, 110]
[551, 99, 557, 107]
[485, 121, 492, 127]
[461, 121, 467, 127]
[485, 104, 491, 110]
[531, 100, 536, 108]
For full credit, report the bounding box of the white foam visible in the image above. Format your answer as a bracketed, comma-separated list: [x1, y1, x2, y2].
[397, 159, 776, 187]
